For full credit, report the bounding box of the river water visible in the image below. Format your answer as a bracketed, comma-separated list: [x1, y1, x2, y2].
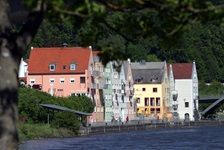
[19, 126, 224, 150]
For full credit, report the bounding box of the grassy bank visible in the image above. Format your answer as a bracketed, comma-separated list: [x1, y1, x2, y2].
[18, 122, 77, 143]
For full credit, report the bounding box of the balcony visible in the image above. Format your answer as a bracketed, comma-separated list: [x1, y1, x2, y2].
[99, 83, 108, 89]
[172, 104, 178, 111]
[98, 77, 108, 89]
[91, 70, 99, 76]
[171, 90, 178, 101]
[91, 83, 97, 89]
[130, 90, 134, 96]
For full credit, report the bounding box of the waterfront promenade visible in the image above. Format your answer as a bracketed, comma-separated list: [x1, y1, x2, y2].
[79, 120, 224, 135]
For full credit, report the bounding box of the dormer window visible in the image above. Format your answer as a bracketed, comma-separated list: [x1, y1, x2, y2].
[70, 63, 77, 70]
[62, 65, 66, 70]
[49, 63, 56, 71]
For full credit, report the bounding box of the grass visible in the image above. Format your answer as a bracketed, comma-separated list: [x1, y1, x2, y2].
[18, 122, 77, 143]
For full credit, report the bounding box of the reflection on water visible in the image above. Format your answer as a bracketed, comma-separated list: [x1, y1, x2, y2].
[20, 126, 224, 150]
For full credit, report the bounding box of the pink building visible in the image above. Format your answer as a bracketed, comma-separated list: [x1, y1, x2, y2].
[91, 51, 106, 122]
[27, 46, 94, 98]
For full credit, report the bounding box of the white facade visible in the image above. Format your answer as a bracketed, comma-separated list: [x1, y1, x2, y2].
[192, 61, 199, 112]
[19, 58, 28, 78]
[119, 64, 127, 122]
[175, 79, 194, 120]
[169, 61, 199, 121]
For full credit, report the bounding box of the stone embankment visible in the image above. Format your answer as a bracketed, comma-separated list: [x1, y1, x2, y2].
[79, 121, 224, 135]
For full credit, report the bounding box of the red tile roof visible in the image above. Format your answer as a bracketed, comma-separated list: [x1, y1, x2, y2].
[28, 47, 91, 74]
[92, 51, 101, 56]
[171, 63, 193, 79]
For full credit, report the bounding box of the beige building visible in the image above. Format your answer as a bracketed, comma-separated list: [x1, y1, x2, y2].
[131, 61, 171, 121]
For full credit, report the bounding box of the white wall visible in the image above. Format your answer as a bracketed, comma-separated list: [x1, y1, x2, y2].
[175, 79, 194, 120]
[18, 58, 28, 78]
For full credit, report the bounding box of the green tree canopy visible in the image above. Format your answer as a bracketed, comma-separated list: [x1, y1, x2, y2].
[2, 0, 224, 149]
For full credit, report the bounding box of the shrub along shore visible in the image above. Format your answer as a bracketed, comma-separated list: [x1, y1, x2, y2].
[18, 123, 77, 143]
[19, 120, 224, 143]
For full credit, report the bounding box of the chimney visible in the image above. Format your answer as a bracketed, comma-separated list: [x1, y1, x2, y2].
[89, 45, 92, 51]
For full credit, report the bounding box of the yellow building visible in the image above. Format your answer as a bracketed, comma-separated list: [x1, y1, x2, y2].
[134, 84, 164, 119]
[131, 61, 171, 121]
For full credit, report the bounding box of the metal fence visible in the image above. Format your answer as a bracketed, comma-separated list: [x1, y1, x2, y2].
[87, 117, 186, 127]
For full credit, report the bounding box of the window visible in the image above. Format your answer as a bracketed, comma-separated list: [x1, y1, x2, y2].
[60, 78, 65, 83]
[153, 88, 157, 92]
[71, 93, 75, 96]
[165, 78, 168, 83]
[121, 95, 124, 103]
[142, 88, 146, 91]
[57, 89, 63, 91]
[80, 77, 85, 83]
[185, 102, 189, 108]
[156, 98, 160, 106]
[150, 108, 155, 113]
[49, 63, 56, 71]
[156, 108, 160, 113]
[62, 65, 66, 70]
[30, 78, 35, 84]
[150, 98, 155, 106]
[70, 78, 75, 83]
[136, 97, 140, 103]
[144, 98, 149, 106]
[50, 78, 54, 83]
[70, 63, 77, 70]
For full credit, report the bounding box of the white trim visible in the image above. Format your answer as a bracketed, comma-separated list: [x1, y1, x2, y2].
[60, 78, 65, 83]
[70, 63, 76, 70]
[70, 77, 75, 83]
[50, 78, 55, 83]
[30, 78, 35, 84]
[49, 64, 56, 71]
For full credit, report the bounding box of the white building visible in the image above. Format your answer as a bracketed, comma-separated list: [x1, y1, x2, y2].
[18, 58, 28, 84]
[169, 61, 198, 121]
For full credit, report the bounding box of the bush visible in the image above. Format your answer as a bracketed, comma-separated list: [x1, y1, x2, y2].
[18, 86, 94, 131]
[51, 111, 80, 134]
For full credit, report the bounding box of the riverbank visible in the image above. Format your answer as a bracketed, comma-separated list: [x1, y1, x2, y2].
[19, 123, 76, 142]
[79, 120, 224, 135]
[19, 120, 224, 142]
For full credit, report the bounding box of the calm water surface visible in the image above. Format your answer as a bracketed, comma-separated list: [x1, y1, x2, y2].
[19, 126, 224, 150]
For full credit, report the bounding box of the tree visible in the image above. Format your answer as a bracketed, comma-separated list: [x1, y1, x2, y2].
[2, 0, 224, 149]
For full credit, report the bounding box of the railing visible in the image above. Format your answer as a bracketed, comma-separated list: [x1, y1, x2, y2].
[199, 94, 222, 100]
[91, 83, 97, 89]
[99, 83, 108, 89]
[91, 70, 99, 76]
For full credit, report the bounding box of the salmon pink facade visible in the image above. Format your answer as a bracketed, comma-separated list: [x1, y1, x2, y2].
[27, 47, 94, 97]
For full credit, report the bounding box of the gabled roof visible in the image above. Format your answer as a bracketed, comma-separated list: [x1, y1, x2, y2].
[28, 47, 91, 74]
[122, 60, 130, 79]
[170, 63, 193, 79]
[131, 61, 165, 69]
[92, 51, 102, 63]
[131, 61, 165, 84]
[132, 69, 163, 84]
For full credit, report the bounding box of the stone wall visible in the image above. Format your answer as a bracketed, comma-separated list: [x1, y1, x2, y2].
[79, 121, 224, 136]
